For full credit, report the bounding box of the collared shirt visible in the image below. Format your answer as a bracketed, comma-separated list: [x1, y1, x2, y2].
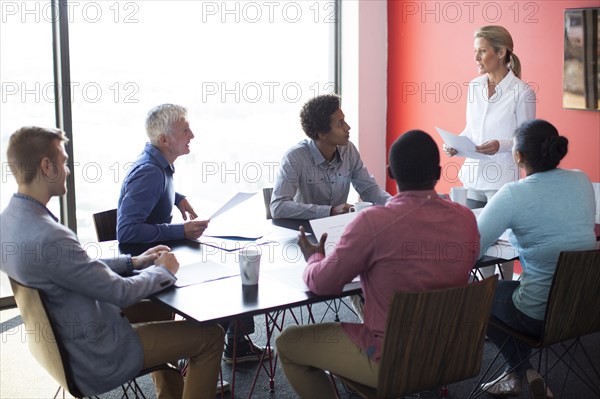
[459, 69, 536, 191]
[117, 143, 186, 243]
[0, 194, 176, 395]
[303, 190, 480, 362]
[270, 139, 391, 219]
[478, 169, 596, 320]
[14, 193, 58, 221]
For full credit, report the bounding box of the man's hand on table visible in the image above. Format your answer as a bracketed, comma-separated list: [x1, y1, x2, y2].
[330, 203, 352, 216]
[131, 245, 171, 269]
[155, 251, 180, 275]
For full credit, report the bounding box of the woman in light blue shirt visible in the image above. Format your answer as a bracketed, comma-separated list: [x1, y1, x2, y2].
[478, 119, 596, 397]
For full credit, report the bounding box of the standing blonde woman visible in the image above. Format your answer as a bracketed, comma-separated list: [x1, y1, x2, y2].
[444, 25, 536, 280]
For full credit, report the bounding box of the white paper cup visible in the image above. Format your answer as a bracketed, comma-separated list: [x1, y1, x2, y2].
[239, 247, 261, 285]
[349, 201, 373, 213]
[450, 187, 468, 205]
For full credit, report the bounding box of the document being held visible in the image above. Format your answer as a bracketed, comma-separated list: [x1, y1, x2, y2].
[436, 127, 490, 160]
[309, 212, 357, 255]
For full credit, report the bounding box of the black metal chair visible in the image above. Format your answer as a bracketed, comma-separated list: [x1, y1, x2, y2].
[262, 187, 274, 220]
[92, 208, 117, 242]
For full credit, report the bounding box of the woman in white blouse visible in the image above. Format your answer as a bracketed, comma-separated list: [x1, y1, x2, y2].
[444, 25, 536, 280]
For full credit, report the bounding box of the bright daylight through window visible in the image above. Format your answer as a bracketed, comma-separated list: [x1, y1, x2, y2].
[0, 5, 57, 300]
[1, 0, 349, 300]
[67, 0, 336, 244]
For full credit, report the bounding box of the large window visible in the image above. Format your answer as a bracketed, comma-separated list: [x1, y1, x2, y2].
[0, 4, 57, 301]
[68, 1, 336, 244]
[0, 0, 345, 301]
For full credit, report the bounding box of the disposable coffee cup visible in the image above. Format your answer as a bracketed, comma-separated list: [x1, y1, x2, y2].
[349, 201, 373, 213]
[449, 187, 468, 206]
[239, 247, 261, 285]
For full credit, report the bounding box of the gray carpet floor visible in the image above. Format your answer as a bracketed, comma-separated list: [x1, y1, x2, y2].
[97, 299, 599, 399]
[2, 299, 599, 398]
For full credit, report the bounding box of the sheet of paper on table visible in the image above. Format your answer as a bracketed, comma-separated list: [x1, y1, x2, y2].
[261, 224, 304, 244]
[175, 259, 239, 287]
[197, 236, 275, 252]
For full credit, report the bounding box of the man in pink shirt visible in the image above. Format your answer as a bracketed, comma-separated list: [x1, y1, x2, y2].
[276, 130, 480, 398]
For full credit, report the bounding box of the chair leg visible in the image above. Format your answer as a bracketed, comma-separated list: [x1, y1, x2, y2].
[468, 336, 540, 399]
[547, 339, 600, 397]
[468, 338, 511, 399]
[119, 378, 147, 399]
[319, 299, 342, 323]
[53, 386, 93, 399]
[327, 371, 342, 399]
[218, 367, 225, 399]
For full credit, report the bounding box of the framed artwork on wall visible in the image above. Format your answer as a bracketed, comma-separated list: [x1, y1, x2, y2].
[563, 7, 599, 111]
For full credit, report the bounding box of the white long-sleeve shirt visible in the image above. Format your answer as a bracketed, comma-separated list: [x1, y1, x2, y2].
[459, 70, 536, 191]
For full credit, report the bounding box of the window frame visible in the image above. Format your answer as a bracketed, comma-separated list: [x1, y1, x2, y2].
[0, 0, 344, 308]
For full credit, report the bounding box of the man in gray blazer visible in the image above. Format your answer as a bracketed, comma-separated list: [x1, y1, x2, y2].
[0, 126, 224, 398]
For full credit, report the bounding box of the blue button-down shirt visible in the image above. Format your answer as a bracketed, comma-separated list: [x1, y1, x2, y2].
[270, 139, 391, 219]
[117, 143, 185, 243]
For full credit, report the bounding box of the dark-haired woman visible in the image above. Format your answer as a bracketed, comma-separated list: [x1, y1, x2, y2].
[478, 119, 597, 398]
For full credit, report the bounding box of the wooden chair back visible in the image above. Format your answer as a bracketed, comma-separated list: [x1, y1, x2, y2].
[542, 249, 600, 346]
[9, 278, 84, 397]
[340, 277, 497, 399]
[9, 278, 173, 398]
[376, 276, 498, 398]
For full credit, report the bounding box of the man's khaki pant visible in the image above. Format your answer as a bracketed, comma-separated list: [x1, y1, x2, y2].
[126, 300, 224, 399]
[276, 323, 379, 399]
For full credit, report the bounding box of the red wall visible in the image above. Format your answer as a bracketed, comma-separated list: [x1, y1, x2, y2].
[387, 1, 600, 194]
